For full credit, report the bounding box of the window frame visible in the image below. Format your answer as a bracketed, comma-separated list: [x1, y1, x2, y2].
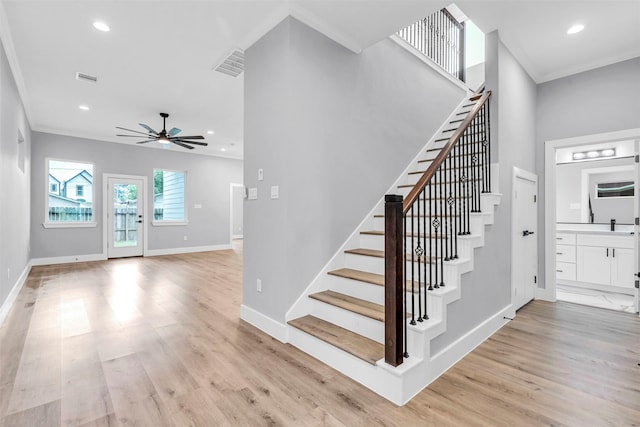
[151, 168, 189, 226]
[43, 157, 97, 229]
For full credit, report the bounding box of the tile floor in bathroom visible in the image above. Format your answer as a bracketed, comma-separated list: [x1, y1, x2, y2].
[556, 284, 637, 314]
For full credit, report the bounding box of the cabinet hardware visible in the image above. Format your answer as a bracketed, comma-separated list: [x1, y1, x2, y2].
[556, 269, 563, 273]
[612, 248, 615, 257]
[556, 252, 563, 255]
[556, 237, 563, 240]
[606, 248, 609, 257]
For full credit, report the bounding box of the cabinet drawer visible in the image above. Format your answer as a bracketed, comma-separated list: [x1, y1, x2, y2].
[556, 262, 576, 281]
[555, 245, 576, 263]
[576, 233, 633, 249]
[556, 233, 576, 245]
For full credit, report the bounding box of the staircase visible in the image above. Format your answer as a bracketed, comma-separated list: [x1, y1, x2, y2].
[285, 91, 504, 405]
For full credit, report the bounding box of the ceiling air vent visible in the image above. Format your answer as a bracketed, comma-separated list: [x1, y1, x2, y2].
[214, 49, 244, 77]
[75, 72, 97, 83]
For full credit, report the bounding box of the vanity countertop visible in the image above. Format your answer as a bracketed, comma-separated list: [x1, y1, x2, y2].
[557, 229, 635, 236]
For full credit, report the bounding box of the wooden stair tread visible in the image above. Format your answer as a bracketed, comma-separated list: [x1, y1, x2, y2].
[328, 268, 385, 286]
[374, 214, 459, 218]
[360, 230, 448, 239]
[288, 315, 383, 365]
[409, 167, 482, 175]
[344, 248, 437, 263]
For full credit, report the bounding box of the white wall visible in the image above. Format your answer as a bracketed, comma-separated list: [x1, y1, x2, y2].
[0, 39, 31, 309]
[30, 132, 243, 259]
[536, 57, 640, 288]
[431, 31, 537, 354]
[243, 17, 467, 324]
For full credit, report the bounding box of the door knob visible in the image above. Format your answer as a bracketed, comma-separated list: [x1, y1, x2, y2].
[522, 230, 534, 236]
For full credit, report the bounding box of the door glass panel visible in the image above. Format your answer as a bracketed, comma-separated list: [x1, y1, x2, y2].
[113, 183, 138, 248]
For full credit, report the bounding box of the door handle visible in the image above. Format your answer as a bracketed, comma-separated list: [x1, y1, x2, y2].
[522, 230, 534, 236]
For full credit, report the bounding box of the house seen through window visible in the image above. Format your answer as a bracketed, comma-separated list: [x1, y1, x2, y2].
[154, 169, 186, 221]
[47, 159, 94, 223]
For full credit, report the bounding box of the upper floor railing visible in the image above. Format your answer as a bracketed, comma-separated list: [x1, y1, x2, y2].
[396, 8, 465, 82]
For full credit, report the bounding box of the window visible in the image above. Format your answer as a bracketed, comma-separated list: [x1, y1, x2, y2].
[596, 181, 634, 198]
[153, 169, 186, 223]
[46, 159, 95, 226]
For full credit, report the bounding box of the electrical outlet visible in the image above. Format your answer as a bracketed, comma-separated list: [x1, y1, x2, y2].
[184, 235, 188, 241]
[257, 278, 262, 292]
[258, 168, 264, 181]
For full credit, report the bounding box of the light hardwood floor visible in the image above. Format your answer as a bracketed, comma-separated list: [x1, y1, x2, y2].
[1, 245, 639, 426]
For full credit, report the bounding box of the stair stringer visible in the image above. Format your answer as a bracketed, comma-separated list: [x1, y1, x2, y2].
[285, 93, 474, 324]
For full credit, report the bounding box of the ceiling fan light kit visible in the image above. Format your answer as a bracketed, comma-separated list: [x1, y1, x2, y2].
[116, 112, 208, 150]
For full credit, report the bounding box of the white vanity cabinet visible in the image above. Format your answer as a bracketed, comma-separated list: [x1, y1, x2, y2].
[575, 234, 634, 289]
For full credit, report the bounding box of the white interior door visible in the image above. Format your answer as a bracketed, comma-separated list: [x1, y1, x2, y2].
[512, 169, 538, 311]
[107, 177, 144, 258]
[634, 140, 640, 315]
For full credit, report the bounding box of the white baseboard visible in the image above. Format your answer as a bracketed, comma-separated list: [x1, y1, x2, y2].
[31, 253, 106, 266]
[402, 304, 513, 403]
[0, 262, 32, 327]
[146, 244, 232, 257]
[240, 304, 288, 343]
[231, 235, 244, 240]
[535, 287, 556, 302]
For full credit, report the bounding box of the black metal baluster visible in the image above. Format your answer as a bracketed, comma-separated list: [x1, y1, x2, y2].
[422, 186, 429, 320]
[410, 205, 416, 325]
[428, 180, 434, 291]
[475, 114, 482, 211]
[453, 142, 459, 259]
[433, 168, 440, 289]
[482, 105, 489, 193]
[486, 103, 492, 193]
[438, 164, 445, 287]
[416, 191, 423, 322]
[464, 130, 471, 234]
[447, 150, 454, 260]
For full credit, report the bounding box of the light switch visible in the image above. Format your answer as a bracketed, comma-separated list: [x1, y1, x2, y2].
[271, 186, 279, 199]
[258, 168, 264, 181]
[248, 188, 258, 200]
[194, 204, 202, 209]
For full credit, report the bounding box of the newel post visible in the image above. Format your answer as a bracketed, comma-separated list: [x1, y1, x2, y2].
[384, 195, 404, 367]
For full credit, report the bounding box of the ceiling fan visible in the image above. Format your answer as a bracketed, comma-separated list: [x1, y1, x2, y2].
[116, 112, 208, 150]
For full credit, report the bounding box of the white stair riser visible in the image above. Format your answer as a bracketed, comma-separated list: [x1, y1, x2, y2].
[310, 298, 384, 343]
[359, 234, 472, 261]
[326, 274, 448, 317]
[344, 252, 467, 279]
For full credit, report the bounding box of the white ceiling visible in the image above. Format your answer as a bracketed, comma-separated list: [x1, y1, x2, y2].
[1, 1, 638, 160]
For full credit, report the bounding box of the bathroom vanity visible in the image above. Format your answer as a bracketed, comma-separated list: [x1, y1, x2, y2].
[556, 229, 635, 294]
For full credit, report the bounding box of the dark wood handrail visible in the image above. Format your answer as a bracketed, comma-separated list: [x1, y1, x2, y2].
[402, 91, 491, 214]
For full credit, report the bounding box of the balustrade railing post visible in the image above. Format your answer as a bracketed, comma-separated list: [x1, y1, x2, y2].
[385, 194, 404, 367]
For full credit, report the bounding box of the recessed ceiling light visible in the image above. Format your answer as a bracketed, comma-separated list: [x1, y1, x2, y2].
[93, 21, 110, 32]
[567, 24, 584, 35]
[78, 105, 90, 111]
[207, 130, 214, 135]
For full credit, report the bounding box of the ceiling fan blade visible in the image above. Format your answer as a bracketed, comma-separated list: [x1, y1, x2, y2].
[117, 134, 154, 138]
[168, 127, 182, 136]
[173, 139, 208, 146]
[171, 135, 204, 140]
[171, 140, 195, 150]
[139, 123, 158, 134]
[116, 126, 154, 136]
[135, 139, 158, 144]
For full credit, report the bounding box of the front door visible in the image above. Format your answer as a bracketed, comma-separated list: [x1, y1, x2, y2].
[513, 169, 538, 311]
[107, 177, 144, 258]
